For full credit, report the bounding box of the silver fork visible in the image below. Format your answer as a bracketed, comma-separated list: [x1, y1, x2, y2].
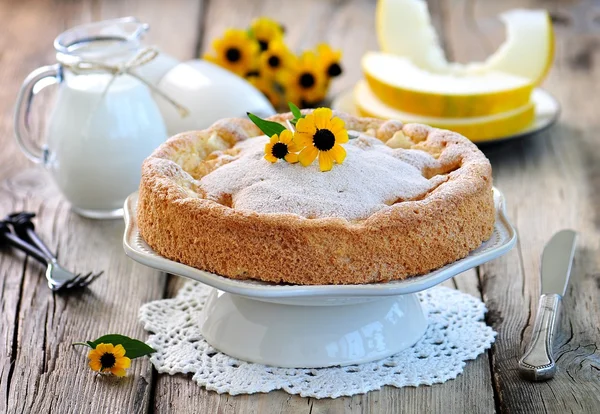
[4, 213, 103, 291]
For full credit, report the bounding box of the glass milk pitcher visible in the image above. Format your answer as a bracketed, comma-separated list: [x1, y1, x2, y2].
[14, 18, 170, 219]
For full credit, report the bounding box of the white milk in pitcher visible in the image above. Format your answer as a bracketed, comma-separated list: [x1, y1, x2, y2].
[45, 72, 167, 217]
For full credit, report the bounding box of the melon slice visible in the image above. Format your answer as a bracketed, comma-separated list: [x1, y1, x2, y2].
[354, 80, 535, 142]
[377, 0, 554, 85]
[363, 52, 533, 118]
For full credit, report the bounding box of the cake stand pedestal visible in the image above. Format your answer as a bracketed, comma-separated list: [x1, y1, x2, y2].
[124, 188, 516, 368]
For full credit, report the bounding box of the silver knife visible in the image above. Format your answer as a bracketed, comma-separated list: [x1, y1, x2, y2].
[518, 229, 577, 381]
[519, 230, 577, 381]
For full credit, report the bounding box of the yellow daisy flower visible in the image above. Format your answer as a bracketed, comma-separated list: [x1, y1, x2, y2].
[88, 343, 131, 377]
[317, 43, 343, 78]
[248, 74, 281, 107]
[295, 108, 348, 172]
[264, 130, 300, 163]
[279, 51, 327, 107]
[250, 17, 284, 52]
[260, 39, 294, 78]
[204, 29, 259, 77]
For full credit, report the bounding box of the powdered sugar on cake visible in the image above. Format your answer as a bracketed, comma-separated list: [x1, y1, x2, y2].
[199, 134, 447, 220]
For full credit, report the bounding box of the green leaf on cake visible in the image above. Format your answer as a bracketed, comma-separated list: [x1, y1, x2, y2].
[288, 102, 305, 126]
[247, 112, 287, 137]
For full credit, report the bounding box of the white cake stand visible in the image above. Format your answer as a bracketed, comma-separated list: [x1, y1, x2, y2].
[123, 188, 516, 368]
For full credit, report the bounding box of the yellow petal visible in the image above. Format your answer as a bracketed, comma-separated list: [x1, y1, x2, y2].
[265, 143, 274, 154]
[264, 153, 278, 163]
[330, 145, 346, 164]
[296, 115, 316, 134]
[113, 344, 126, 358]
[285, 153, 299, 163]
[115, 356, 131, 369]
[329, 117, 346, 134]
[88, 348, 100, 359]
[270, 134, 279, 144]
[313, 108, 332, 129]
[299, 146, 319, 166]
[95, 343, 110, 354]
[318, 151, 334, 172]
[294, 132, 313, 148]
[334, 128, 349, 144]
[279, 130, 293, 144]
[89, 359, 102, 372]
[287, 142, 300, 153]
[111, 368, 127, 377]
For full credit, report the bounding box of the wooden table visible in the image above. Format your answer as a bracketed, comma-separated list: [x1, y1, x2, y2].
[1, 0, 599, 412]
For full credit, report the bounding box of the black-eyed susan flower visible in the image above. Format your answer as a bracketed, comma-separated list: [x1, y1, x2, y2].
[204, 29, 259, 77]
[88, 343, 131, 377]
[249, 74, 281, 107]
[260, 39, 294, 78]
[264, 130, 300, 164]
[295, 108, 348, 172]
[250, 17, 284, 52]
[317, 43, 343, 78]
[279, 51, 327, 107]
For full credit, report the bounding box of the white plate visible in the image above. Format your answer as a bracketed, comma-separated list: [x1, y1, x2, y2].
[331, 87, 560, 144]
[124, 189, 515, 367]
[123, 187, 516, 305]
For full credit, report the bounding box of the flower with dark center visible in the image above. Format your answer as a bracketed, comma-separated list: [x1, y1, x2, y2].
[271, 142, 289, 159]
[268, 55, 281, 68]
[279, 51, 326, 105]
[226, 48, 241, 62]
[312, 128, 336, 151]
[264, 130, 300, 164]
[295, 107, 349, 172]
[258, 40, 269, 52]
[250, 17, 284, 55]
[88, 343, 131, 377]
[259, 39, 293, 78]
[299, 73, 315, 88]
[316, 43, 343, 79]
[100, 353, 116, 368]
[327, 63, 342, 77]
[203, 28, 259, 77]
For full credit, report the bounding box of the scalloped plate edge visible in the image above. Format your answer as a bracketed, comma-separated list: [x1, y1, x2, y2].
[123, 188, 517, 299]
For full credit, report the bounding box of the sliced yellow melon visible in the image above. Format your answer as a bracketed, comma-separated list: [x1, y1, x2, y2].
[376, 0, 448, 72]
[376, 0, 554, 85]
[465, 9, 554, 85]
[363, 52, 533, 118]
[354, 80, 535, 142]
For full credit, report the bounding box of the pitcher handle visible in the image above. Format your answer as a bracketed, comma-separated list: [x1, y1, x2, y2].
[14, 64, 62, 164]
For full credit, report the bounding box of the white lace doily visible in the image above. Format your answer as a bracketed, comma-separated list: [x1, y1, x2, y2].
[139, 282, 496, 398]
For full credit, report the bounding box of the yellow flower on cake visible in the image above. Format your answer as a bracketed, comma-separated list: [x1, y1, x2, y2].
[88, 343, 131, 377]
[250, 17, 284, 52]
[260, 39, 294, 78]
[279, 51, 327, 107]
[316, 43, 343, 78]
[204, 29, 259, 77]
[264, 130, 300, 164]
[295, 108, 348, 172]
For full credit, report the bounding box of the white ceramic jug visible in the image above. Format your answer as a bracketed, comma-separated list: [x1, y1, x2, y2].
[14, 18, 169, 219]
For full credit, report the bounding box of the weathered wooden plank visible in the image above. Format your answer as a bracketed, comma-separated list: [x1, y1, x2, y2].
[0, 0, 201, 413]
[441, 0, 600, 412]
[154, 1, 495, 413]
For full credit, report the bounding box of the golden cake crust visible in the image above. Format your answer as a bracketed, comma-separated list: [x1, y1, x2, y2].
[137, 112, 495, 285]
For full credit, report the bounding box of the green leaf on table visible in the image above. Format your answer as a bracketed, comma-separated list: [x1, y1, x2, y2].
[247, 112, 287, 137]
[87, 334, 156, 359]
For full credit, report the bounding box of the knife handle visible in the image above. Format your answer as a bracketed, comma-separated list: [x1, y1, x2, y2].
[518, 294, 562, 381]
